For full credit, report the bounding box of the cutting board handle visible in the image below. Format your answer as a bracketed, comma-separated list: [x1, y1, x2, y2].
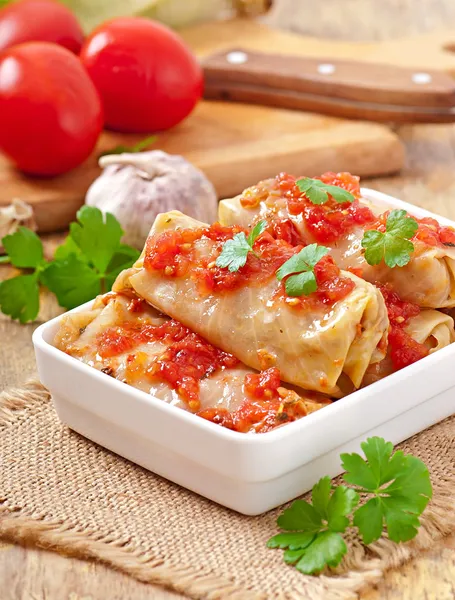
[202, 48, 455, 121]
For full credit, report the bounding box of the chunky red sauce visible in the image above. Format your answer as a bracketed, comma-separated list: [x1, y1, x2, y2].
[244, 366, 281, 399]
[267, 218, 305, 246]
[238, 171, 455, 250]
[97, 319, 238, 410]
[379, 284, 428, 370]
[96, 313, 321, 431]
[96, 314, 317, 430]
[197, 367, 310, 433]
[277, 172, 375, 244]
[242, 172, 373, 245]
[145, 222, 354, 307]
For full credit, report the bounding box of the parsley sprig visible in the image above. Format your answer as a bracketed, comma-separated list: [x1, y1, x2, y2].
[0, 228, 48, 323]
[296, 177, 355, 205]
[276, 244, 329, 296]
[0, 207, 140, 323]
[268, 437, 432, 575]
[215, 220, 267, 272]
[342, 437, 432, 543]
[361, 209, 418, 268]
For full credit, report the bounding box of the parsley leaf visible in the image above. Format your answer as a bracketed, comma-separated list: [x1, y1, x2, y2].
[268, 476, 359, 574]
[53, 235, 86, 262]
[0, 274, 40, 324]
[284, 531, 348, 574]
[216, 220, 267, 272]
[247, 220, 267, 246]
[0, 227, 47, 323]
[40, 254, 102, 310]
[70, 206, 123, 275]
[276, 243, 329, 297]
[341, 437, 432, 544]
[361, 209, 418, 268]
[2, 227, 44, 269]
[215, 233, 251, 272]
[268, 438, 432, 575]
[296, 177, 355, 205]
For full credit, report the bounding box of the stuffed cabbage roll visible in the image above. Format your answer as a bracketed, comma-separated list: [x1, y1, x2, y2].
[362, 308, 455, 386]
[55, 291, 331, 434]
[219, 172, 455, 308]
[122, 211, 389, 396]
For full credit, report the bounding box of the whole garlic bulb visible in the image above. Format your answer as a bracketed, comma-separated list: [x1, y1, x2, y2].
[85, 150, 218, 249]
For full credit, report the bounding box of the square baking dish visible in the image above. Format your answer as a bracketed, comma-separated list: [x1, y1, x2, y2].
[33, 188, 455, 515]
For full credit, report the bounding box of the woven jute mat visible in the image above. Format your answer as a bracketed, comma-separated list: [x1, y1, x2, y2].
[0, 305, 455, 599]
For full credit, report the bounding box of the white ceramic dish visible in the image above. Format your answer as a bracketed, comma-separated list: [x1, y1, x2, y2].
[33, 188, 455, 515]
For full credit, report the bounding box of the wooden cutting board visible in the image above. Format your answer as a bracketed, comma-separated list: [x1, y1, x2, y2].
[4, 18, 455, 233]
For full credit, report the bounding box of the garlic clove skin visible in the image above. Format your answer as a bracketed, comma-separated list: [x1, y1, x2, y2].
[86, 150, 218, 249]
[0, 199, 36, 253]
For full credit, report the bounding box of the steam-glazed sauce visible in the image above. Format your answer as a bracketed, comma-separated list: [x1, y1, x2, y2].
[94, 301, 329, 425]
[144, 221, 355, 307]
[239, 171, 376, 244]
[379, 284, 428, 369]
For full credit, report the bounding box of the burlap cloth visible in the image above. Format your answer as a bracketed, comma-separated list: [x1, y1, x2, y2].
[1, 307, 455, 599]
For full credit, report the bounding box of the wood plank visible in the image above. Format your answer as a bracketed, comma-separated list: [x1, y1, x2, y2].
[0, 103, 403, 233]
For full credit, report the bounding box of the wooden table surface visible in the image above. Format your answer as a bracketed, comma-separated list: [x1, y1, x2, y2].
[2, 1, 455, 598]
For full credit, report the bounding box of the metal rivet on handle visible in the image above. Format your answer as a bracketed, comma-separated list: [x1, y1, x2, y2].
[317, 63, 336, 75]
[226, 51, 248, 65]
[412, 72, 432, 84]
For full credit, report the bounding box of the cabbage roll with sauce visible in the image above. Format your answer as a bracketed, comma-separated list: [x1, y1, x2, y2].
[362, 286, 455, 386]
[122, 211, 389, 396]
[219, 172, 455, 308]
[55, 291, 331, 434]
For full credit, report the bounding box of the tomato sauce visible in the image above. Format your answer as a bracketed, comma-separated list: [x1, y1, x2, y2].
[379, 284, 428, 370]
[144, 222, 354, 307]
[267, 218, 305, 246]
[198, 367, 309, 433]
[244, 366, 281, 399]
[197, 398, 307, 434]
[97, 319, 239, 410]
[97, 317, 313, 431]
[275, 172, 375, 244]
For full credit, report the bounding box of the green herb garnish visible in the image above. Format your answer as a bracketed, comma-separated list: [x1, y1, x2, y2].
[268, 477, 358, 574]
[268, 437, 432, 575]
[0, 228, 48, 323]
[215, 220, 267, 272]
[276, 244, 329, 297]
[296, 177, 355, 205]
[342, 437, 432, 543]
[0, 207, 140, 323]
[361, 209, 418, 268]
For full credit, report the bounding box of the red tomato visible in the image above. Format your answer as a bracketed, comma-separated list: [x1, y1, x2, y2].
[0, 0, 84, 54]
[0, 42, 103, 176]
[80, 17, 203, 133]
